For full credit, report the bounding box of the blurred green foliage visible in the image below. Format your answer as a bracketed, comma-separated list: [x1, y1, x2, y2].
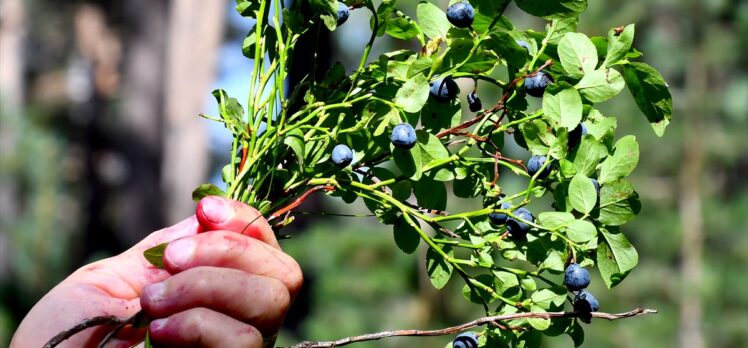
[0, 108, 76, 343]
[2, 0, 747, 347]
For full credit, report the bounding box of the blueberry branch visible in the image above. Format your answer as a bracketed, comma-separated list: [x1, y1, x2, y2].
[285, 308, 657, 348]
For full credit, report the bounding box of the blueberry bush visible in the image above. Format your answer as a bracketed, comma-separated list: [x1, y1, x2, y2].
[152, 0, 672, 346]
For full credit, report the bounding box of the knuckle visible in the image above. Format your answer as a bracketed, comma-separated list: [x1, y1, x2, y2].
[283, 257, 304, 297]
[182, 307, 211, 331]
[267, 277, 291, 310]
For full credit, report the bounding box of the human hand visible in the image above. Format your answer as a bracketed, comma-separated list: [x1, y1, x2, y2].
[11, 196, 302, 348]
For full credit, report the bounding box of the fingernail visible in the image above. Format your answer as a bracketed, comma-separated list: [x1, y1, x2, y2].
[143, 282, 166, 303]
[150, 318, 168, 332]
[201, 196, 233, 223]
[165, 238, 196, 268]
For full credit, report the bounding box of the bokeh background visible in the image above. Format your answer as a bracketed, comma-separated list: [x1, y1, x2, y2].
[1, 0, 747, 347]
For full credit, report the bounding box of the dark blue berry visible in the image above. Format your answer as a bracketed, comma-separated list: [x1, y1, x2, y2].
[564, 263, 591, 291]
[524, 70, 553, 97]
[467, 92, 482, 112]
[488, 202, 512, 225]
[568, 123, 588, 149]
[430, 77, 459, 102]
[574, 290, 599, 323]
[336, 2, 350, 26]
[446, 2, 475, 28]
[452, 331, 478, 348]
[391, 123, 417, 149]
[527, 155, 551, 178]
[506, 207, 533, 236]
[574, 290, 600, 312]
[331, 144, 353, 167]
[590, 178, 600, 202]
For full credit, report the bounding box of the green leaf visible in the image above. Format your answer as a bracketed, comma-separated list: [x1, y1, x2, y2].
[531, 287, 568, 309]
[485, 32, 528, 68]
[597, 229, 638, 288]
[572, 135, 606, 176]
[569, 174, 597, 214]
[622, 62, 673, 136]
[528, 306, 551, 330]
[283, 129, 305, 167]
[494, 270, 520, 293]
[414, 177, 447, 211]
[143, 243, 167, 269]
[426, 246, 453, 289]
[472, 0, 512, 18]
[453, 167, 484, 198]
[211, 89, 245, 130]
[558, 32, 598, 79]
[242, 25, 277, 61]
[541, 250, 566, 273]
[309, 0, 337, 15]
[421, 98, 462, 134]
[407, 57, 433, 78]
[585, 108, 617, 144]
[282, 8, 305, 34]
[567, 320, 585, 346]
[553, 182, 572, 212]
[603, 24, 635, 67]
[374, 0, 397, 36]
[548, 17, 579, 44]
[417, 1, 451, 39]
[462, 274, 499, 304]
[393, 130, 452, 181]
[235, 0, 260, 16]
[549, 127, 569, 160]
[599, 179, 641, 226]
[519, 119, 555, 155]
[384, 17, 421, 40]
[311, 0, 338, 30]
[393, 216, 421, 254]
[191, 184, 227, 202]
[575, 68, 625, 103]
[144, 330, 152, 348]
[391, 180, 412, 201]
[598, 135, 639, 183]
[395, 74, 430, 113]
[538, 212, 575, 230]
[543, 88, 583, 130]
[565, 219, 597, 243]
[514, 0, 587, 19]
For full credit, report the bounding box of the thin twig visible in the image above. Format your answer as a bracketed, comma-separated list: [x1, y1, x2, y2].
[43, 315, 130, 348]
[436, 59, 554, 139]
[285, 308, 657, 348]
[96, 313, 140, 348]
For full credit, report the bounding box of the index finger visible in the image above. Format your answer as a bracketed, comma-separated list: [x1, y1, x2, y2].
[195, 196, 280, 250]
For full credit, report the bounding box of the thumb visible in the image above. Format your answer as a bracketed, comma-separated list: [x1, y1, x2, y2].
[196, 196, 280, 249]
[128, 216, 203, 256]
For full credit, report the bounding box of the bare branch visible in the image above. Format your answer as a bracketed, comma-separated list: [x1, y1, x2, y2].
[42, 315, 129, 348]
[285, 308, 657, 348]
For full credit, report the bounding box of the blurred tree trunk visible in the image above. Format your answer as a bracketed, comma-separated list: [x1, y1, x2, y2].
[678, 3, 705, 347]
[117, 0, 170, 245]
[0, 0, 26, 277]
[161, 0, 226, 223]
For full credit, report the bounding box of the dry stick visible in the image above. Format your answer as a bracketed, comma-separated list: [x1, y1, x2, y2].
[42, 315, 130, 348]
[286, 308, 658, 348]
[436, 59, 554, 139]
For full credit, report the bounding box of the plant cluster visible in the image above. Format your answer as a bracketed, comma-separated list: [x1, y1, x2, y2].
[153, 0, 672, 346]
